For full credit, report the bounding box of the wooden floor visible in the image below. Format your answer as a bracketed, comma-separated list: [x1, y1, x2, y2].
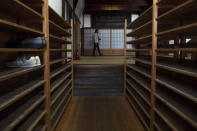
[73, 56, 135, 65]
[55, 96, 145, 131]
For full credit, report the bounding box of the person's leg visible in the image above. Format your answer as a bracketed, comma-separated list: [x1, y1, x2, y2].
[97, 43, 102, 56]
[93, 43, 96, 56]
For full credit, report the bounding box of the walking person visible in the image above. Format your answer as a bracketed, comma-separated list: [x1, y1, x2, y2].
[93, 29, 103, 56]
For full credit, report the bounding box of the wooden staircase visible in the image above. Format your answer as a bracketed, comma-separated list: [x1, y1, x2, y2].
[74, 65, 124, 96]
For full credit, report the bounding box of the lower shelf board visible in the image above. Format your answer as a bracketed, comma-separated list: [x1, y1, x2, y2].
[126, 91, 150, 130]
[15, 110, 46, 131]
[127, 64, 151, 79]
[0, 95, 45, 130]
[156, 75, 197, 103]
[33, 124, 47, 131]
[51, 72, 72, 93]
[50, 64, 71, 79]
[51, 93, 72, 130]
[51, 79, 72, 106]
[0, 79, 45, 112]
[0, 65, 44, 82]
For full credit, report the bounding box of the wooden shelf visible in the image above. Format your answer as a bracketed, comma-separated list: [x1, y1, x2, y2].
[156, 75, 197, 103]
[127, 49, 151, 52]
[50, 49, 72, 52]
[0, 65, 44, 82]
[33, 124, 47, 131]
[50, 64, 71, 79]
[127, 84, 150, 118]
[156, 48, 197, 52]
[49, 20, 71, 36]
[0, 19, 43, 35]
[157, 0, 197, 21]
[127, 21, 152, 37]
[51, 72, 72, 93]
[16, 109, 46, 131]
[49, 34, 71, 44]
[49, 6, 71, 29]
[132, 57, 152, 65]
[50, 58, 67, 65]
[156, 62, 197, 78]
[155, 89, 197, 129]
[127, 6, 152, 29]
[127, 64, 151, 79]
[51, 87, 72, 119]
[157, 22, 197, 36]
[0, 79, 44, 112]
[127, 71, 151, 92]
[154, 108, 178, 130]
[0, 0, 43, 19]
[127, 79, 151, 105]
[0, 95, 45, 130]
[51, 93, 72, 130]
[0, 48, 44, 52]
[51, 79, 71, 106]
[127, 35, 152, 45]
[126, 90, 150, 130]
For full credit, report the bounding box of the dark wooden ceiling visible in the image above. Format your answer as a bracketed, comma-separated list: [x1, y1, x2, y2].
[84, 0, 152, 14]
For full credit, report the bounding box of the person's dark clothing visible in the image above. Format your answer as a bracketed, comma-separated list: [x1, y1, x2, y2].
[93, 43, 102, 56]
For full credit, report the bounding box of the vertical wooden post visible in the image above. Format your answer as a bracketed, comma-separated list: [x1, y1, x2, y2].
[150, 0, 158, 130]
[124, 19, 127, 96]
[71, 19, 74, 97]
[43, 0, 51, 130]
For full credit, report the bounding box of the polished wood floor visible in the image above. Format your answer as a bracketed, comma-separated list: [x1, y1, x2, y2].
[55, 96, 145, 131]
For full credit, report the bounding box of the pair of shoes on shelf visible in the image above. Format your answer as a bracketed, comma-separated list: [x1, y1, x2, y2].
[6, 37, 46, 49]
[6, 56, 41, 68]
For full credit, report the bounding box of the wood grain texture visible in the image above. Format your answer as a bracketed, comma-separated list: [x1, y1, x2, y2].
[55, 96, 145, 131]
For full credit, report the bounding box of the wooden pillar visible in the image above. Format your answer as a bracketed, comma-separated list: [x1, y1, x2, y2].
[71, 19, 74, 97]
[124, 19, 127, 96]
[150, 0, 158, 130]
[43, 0, 51, 130]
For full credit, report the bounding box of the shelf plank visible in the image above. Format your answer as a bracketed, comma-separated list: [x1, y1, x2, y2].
[127, 35, 152, 45]
[51, 72, 72, 93]
[156, 75, 197, 103]
[0, 65, 44, 82]
[127, 49, 151, 52]
[51, 79, 72, 106]
[127, 71, 151, 92]
[0, 48, 44, 52]
[0, 79, 44, 112]
[156, 48, 197, 52]
[51, 93, 72, 130]
[155, 92, 197, 129]
[16, 109, 46, 131]
[127, 21, 152, 37]
[0, 0, 43, 19]
[33, 124, 47, 131]
[50, 64, 71, 79]
[127, 79, 151, 106]
[51, 87, 72, 119]
[50, 49, 72, 52]
[154, 108, 178, 130]
[157, 22, 197, 36]
[49, 34, 71, 44]
[49, 20, 71, 36]
[156, 62, 197, 78]
[127, 64, 151, 79]
[127, 6, 152, 29]
[132, 57, 152, 65]
[0, 19, 43, 35]
[126, 92, 150, 130]
[49, 6, 71, 29]
[50, 58, 67, 65]
[127, 85, 150, 119]
[157, 0, 197, 21]
[0, 95, 45, 130]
